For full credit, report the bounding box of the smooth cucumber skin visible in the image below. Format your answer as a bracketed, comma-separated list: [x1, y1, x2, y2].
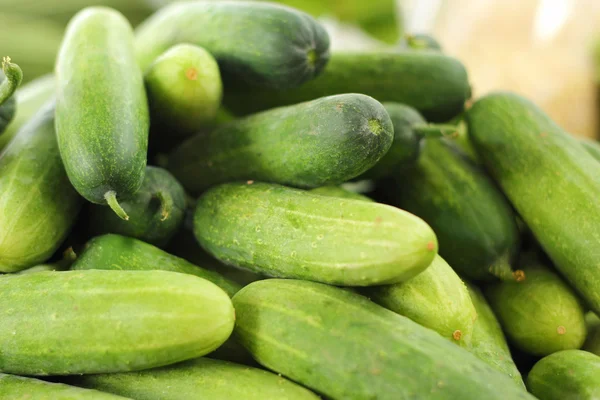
[71, 234, 241, 297]
[134, 1, 330, 89]
[310, 185, 373, 201]
[363, 255, 477, 347]
[0, 270, 235, 375]
[168, 94, 393, 194]
[233, 279, 534, 400]
[584, 313, 600, 356]
[224, 51, 471, 122]
[467, 92, 600, 314]
[0, 373, 130, 400]
[581, 137, 600, 162]
[71, 357, 319, 400]
[381, 138, 519, 281]
[55, 7, 149, 205]
[0, 103, 82, 273]
[526, 350, 600, 400]
[194, 182, 438, 286]
[87, 167, 186, 248]
[484, 265, 587, 356]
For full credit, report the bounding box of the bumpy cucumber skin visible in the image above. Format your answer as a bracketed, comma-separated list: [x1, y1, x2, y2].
[0, 104, 82, 273]
[382, 139, 519, 281]
[55, 7, 149, 205]
[467, 92, 600, 314]
[71, 357, 319, 400]
[233, 279, 534, 400]
[581, 137, 600, 162]
[364, 255, 477, 347]
[225, 51, 470, 122]
[0, 373, 130, 399]
[584, 312, 600, 356]
[135, 1, 330, 89]
[87, 167, 186, 248]
[526, 350, 600, 400]
[0, 270, 235, 375]
[194, 182, 437, 286]
[71, 234, 241, 297]
[168, 94, 393, 194]
[310, 186, 373, 201]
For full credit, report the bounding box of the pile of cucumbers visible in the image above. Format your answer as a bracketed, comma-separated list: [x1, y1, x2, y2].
[1, 2, 599, 399]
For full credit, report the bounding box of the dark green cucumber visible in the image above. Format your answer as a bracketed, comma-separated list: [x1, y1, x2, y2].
[55, 7, 149, 220]
[526, 350, 600, 400]
[584, 312, 600, 356]
[310, 185, 373, 201]
[224, 51, 471, 122]
[135, 1, 330, 89]
[87, 167, 186, 248]
[71, 358, 318, 400]
[194, 182, 437, 286]
[0, 103, 82, 273]
[71, 234, 241, 297]
[0, 270, 235, 375]
[0, 57, 23, 134]
[233, 279, 534, 399]
[581, 137, 600, 162]
[0, 373, 130, 399]
[168, 94, 393, 194]
[380, 138, 519, 281]
[467, 92, 600, 314]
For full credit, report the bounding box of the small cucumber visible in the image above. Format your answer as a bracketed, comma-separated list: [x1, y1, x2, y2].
[0, 57, 23, 134]
[70, 358, 319, 400]
[584, 312, 600, 356]
[581, 137, 600, 162]
[233, 279, 534, 399]
[135, 1, 330, 89]
[71, 234, 241, 297]
[526, 350, 600, 400]
[56, 7, 149, 220]
[404, 33, 443, 51]
[194, 182, 437, 286]
[363, 255, 477, 347]
[310, 185, 373, 201]
[168, 94, 393, 194]
[87, 167, 186, 248]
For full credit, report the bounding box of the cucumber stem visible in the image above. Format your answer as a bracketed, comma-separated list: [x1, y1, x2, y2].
[413, 123, 460, 139]
[488, 252, 515, 281]
[0, 56, 23, 105]
[155, 190, 173, 222]
[104, 191, 129, 221]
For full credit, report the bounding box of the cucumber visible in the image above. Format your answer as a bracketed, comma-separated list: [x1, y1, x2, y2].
[404, 33, 443, 51]
[0, 373, 130, 399]
[70, 357, 319, 400]
[0, 57, 23, 134]
[233, 279, 534, 399]
[224, 51, 471, 122]
[0, 103, 82, 273]
[466, 283, 525, 387]
[71, 234, 241, 297]
[87, 167, 186, 248]
[0, 270, 235, 375]
[168, 94, 393, 194]
[310, 185, 373, 201]
[363, 255, 477, 347]
[55, 7, 149, 220]
[194, 182, 437, 286]
[484, 264, 587, 356]
[466, 92, 600, 314]
[134, 1, 330, 89]
[526, 350, 600, 400]
[581, 137, 600, 162]
[584, 312, 600, 356]
[380, 138, 519, 281]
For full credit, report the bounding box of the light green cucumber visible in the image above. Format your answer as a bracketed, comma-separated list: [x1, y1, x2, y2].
[404, 33, 443, 51]
[584, 312, 600, 356]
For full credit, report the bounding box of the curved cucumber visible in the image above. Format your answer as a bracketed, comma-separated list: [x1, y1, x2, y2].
[584, 312, 600, 356]
[194, 182, 437, 286]
[55, 7, 149, 219]
[310, 186, 373, 201]
[135, 1, 330, 89]
[168, 94, 393, 194]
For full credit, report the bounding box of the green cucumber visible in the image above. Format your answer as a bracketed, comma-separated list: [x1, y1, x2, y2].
[466, 92, 600, 314]
[581, 137, 600, 162]
[135, 1, 330, 89]
[87, 167, 186, 248]
[0, 103, 82, 273]
[0, 270, 234, 375]
[484, 264, 587, 356]
[70, 357, 319, 400]
[310, 185, 373, 201]
[0, 373, 130, 399]
[194, 182, 437, 286]
[584, 312, 600, 356]
[55, 7, 149, 220]
[363, 255, 477, 347]
[0, 57, 23, 134]
[168, 94, 393, 194]
[71, 234, 241, 297]
[526, 350, 600, 400]
[224, 51, 471, 122]
[380, 138, 519, 281]
[404, 33, 443, 51]
[233, 279, 534, 399]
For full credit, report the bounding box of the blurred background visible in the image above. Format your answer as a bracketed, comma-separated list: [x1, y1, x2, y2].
[2, 0, 599, 137]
